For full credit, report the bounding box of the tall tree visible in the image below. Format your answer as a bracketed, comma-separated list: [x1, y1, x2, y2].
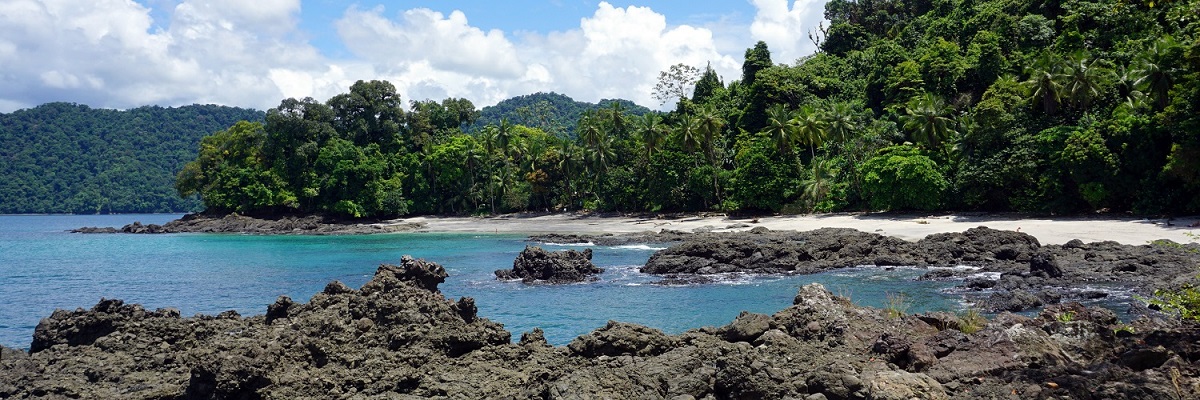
[821, 101, 858, 143]
[901, 93, 956, 152]
[1060, 51, 1113, 110]
[652, 63, 702, 107]
[692, 63, 723, 104]
[742, 41, 773, 87]
[792, 105, 829, 159]
[762, 104, 797, 154]
[1023, 52, 1065, 115]
[635, 113, 667, 159]
[1133, 36, 1180, 110]
[327, 80, 405, 150]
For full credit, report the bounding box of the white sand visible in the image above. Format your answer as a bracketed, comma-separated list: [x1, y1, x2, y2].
[398, 213, 1200, 245]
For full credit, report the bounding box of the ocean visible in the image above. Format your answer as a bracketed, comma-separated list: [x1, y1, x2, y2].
[0, 214, 967, 350]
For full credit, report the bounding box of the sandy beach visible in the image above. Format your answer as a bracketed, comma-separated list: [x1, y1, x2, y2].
[400, 212, 1200, 245]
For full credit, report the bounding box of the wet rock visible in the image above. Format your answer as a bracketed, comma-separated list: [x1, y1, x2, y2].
[395, 255, 449, 292]
[979, 290, 1043, 312]
[94, 213, 428, 235]
[1030, 250, 1062, 278]
[70, 226, 118, 234]
[496, 246, 603, 283]
[121, 221, 167, 234]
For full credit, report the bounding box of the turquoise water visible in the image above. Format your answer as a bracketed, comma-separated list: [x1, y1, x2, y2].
[0, 215, 966, 350]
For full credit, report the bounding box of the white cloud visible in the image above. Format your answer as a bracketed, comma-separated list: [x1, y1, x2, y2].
[750, 0, 827, 64]
[0, 0, 325, 112]
[330, 2, 739, 110]
[0, 1, 823, 113]
[336, 6, 525, 79]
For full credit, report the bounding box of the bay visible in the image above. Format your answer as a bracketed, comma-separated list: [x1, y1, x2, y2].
[0, 214, 964, 349]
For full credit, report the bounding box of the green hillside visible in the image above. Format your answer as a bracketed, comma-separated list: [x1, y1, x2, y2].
[173, 0, 1200, 217]
[471, 92, 652, 138]
[0, 103, 264, 214]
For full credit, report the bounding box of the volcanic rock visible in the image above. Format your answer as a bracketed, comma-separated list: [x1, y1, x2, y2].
[495, 246, 603, 283]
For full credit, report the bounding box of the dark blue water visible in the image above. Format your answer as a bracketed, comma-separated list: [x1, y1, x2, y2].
[0, 215, 969, 350]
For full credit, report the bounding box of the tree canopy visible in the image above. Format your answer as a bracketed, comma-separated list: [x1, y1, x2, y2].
[0, 103, 263, 213]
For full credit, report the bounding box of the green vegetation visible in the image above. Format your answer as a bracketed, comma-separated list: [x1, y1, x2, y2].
[170, 0, 1200, 217]
[957, 307, 987, 334]
[885, 292, 910, 319]
[470, 92, 651, 139]
[1055, 310, 1077, 322]
[1147, 285, 1200, 321]
[0, 103, 263, 214]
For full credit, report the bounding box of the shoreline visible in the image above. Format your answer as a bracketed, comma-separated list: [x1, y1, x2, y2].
[400, 212, 1200, 246]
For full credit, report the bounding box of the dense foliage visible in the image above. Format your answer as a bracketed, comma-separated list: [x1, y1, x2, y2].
[181, 0, 1200, 217]
[470, 92, 651, 138]
[0, 103, 263, 213]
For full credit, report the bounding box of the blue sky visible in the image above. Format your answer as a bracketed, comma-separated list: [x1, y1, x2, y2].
[0, 1, 826, 112]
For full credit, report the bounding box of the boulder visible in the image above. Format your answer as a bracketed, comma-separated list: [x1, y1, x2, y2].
[495, 246, 604, 283]
[978, 290, 1043, 312]
[1030, 250, 1062, 278]
[568, 321, 676, 357]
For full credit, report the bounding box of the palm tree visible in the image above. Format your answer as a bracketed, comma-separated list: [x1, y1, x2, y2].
[1023, 52, 1065, 114]
[578, 111, 604, 150]
[556, 139, 583, 210]
[1060, 51, 1113, 110]
[695, 104, 726, 163]
[792, 105, 828, 159]
[802, 158, 836, 210]
[1133, 36, 1179, 110]
[605, 101, 628, 139]
[822, 102, 858, 143]
[635, 113, 666, 159]
[762, 104, 796, 154]
[675, 114, 703, 153]
[695, 104, 727, 204]
[901, 93, 956, 152]
[1114, 64, 1147, 109]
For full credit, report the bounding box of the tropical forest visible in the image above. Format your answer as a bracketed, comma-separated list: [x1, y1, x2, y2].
[10, 0, 1200, 218]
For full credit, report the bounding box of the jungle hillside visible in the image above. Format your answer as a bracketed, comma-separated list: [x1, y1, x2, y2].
[0, 103, 263, 214]
[87, 0, 1200, 217]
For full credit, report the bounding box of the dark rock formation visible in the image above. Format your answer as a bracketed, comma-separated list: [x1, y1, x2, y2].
[74, 213, 427, 235]
[1030, 250, 1063, 278]
[70, 226, 117, 234]
[642, 227, 917, 275]
[2, 275, 1198, 399]
[639, 226, 1200, 317]
[495, 246, 604, 283]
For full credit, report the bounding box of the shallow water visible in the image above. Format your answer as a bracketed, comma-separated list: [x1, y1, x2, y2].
[1, 215, 976, 349]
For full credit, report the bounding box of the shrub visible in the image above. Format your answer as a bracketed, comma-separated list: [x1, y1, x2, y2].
[859, 145, 948, 211]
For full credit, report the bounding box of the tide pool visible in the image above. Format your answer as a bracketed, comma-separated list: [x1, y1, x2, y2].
[0, 214, 965, 349]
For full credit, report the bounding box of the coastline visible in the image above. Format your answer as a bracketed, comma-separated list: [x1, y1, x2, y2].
[400, 212, 1200, 245]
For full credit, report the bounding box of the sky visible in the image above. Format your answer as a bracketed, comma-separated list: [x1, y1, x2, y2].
[0, 0, 828, 113]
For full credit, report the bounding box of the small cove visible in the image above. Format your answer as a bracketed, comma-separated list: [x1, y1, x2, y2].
[0, 214, 1121, 349]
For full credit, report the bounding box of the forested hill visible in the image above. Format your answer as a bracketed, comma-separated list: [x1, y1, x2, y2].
[174, 0, 1200, 218]
[470, 92, 651, 137]
[0, 103, 264, 214]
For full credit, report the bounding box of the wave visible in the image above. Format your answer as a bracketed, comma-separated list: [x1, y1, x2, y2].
[609, 244, 668, 251]
[536, 241, 595, 247]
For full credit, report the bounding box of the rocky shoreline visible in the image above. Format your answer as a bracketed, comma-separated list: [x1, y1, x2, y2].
[2, 255, 1197, 399]
[73, 213, 426, 235]
[542, 227, 1200, 314]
